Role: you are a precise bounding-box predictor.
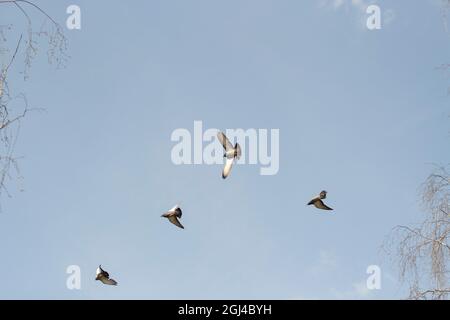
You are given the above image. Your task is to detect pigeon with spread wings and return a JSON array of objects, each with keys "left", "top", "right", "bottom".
[
  {"left": 95, "top": 265, "right": 118, "bottom": 286},
  {"left": 307, "top": 191, "right": 334, "bottom": 211},
  {"left": 217, "top": 132, "right": 241, "bottom": 179},
  {"left": 161, "top": 205, "right": 184, "bottom": 229}
]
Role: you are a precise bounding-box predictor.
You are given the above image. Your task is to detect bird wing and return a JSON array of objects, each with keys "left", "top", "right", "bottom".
[
  {"left": 100, "top": 277, "right": 118, "bottom": 286},
  {"left": 307, "top": 197, "right": 319, "bottom": 206},
  {"left": 168, "top": 215, "right": 184, "bottom": 229},
  {"left": 217, "top": 132, "right": 234, "bottom": 151},
  {"left": 235, "top": 143, "right": 242, "bottom": 159},
  {"left": 314, "top": 199, "right": 333, "bottom": 210},
  {"left": 168, "top": 204, "right": 179, "bottom": 212},
  {"left": 222, "top": 157, "right": 234, "bottom": 179}
]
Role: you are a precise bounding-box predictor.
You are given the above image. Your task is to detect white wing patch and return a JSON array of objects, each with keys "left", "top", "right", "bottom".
[{"left": 222, "top": 158, "right": 234, "bottom": 179}]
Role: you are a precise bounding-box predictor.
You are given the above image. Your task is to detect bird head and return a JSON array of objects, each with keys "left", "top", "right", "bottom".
[{"left": 320, "top": 191, "right": 327, "bottom": 199}]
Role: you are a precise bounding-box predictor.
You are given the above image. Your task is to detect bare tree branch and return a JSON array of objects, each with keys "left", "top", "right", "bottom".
[
  {"left": 0, "top": 0, "right": 68, "bottom": 209},
  {"left": 384, "top": 166, "right": 450, "bottom": 300}
]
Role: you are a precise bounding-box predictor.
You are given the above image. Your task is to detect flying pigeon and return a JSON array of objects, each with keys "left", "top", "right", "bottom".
[
  {"left": 161, "top": 205, "right": 184, "bottom": 229},
  {"left": 307, "top": 190, "right": 333, "bottom": 211},
  {"left": 95, "top": 265, "right": 118, "bottom": 286},
  {"left": 217, "top": 132, "right": 241, "bottom": 179}
]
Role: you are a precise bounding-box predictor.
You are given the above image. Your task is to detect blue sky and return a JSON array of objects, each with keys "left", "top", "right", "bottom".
[{"left": 0, "top": 0, "right": 449, "bottom": 299}]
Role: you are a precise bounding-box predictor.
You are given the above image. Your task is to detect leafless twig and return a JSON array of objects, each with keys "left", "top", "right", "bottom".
[
  {"left": 384, "top": 166, "right": 450, "bottom": 300},
  {"left": 0, "top": 0, "right": 68, "bottom": 209}
]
